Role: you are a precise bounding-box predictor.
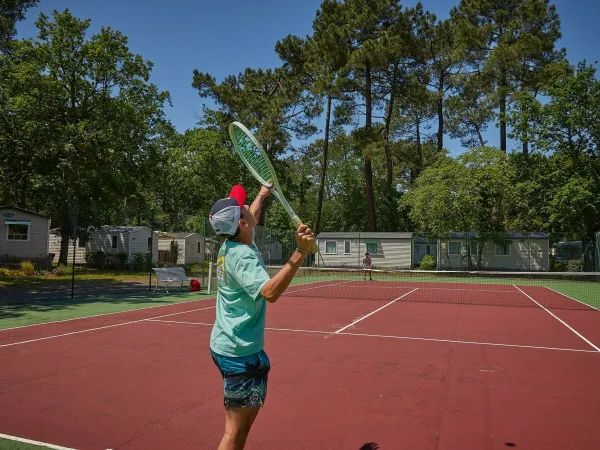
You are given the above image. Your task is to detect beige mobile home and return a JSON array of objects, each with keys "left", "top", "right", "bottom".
[
  {"left": 0, "top": 206, "right": 51, "bottom": 267},
  {"left": 316, "top": 232, "right": 413, "bottom": 269},
  {"left": 437, "top": 232, "right": 550, "bottom": 271},
  {"left": 157, "top": 232, "right": 204, "bottom": 265}
]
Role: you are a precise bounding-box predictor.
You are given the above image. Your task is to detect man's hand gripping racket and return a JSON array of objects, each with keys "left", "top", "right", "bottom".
[{"left": 228, "top": 121, "right": 319, "bottom": 254}]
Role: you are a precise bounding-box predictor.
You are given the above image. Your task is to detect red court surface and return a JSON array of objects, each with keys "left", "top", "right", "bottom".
[{"left": 1, "top": 280, "right": 600, "bottom": 450}]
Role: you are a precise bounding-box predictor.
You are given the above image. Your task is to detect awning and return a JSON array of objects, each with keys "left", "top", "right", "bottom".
[{"left": 4, "top": 220, "right": 31, "bottom": 225}]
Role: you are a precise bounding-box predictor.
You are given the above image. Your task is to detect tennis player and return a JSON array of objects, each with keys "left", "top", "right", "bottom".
[
  {"left": 363, "top": 252, "right": 372, "bottom": 280},
  {"left": 208, "top": 184, "right": 315, "bottom": 450}
]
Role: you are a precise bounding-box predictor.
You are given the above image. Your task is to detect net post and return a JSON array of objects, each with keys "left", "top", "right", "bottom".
[
  {"left": 70, "top": 197, "right": 78, "bottom": 300},
  {"left": 148, "top": 210, "right": 154, "bottom": 292},
  {"left": 207, "top": 261, "right": 213, "bottom": 294}
]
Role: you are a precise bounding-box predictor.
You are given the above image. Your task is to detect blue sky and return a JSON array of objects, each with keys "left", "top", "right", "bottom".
[{"left": 16, "top": 0, "right": 599, "bottom": 156}]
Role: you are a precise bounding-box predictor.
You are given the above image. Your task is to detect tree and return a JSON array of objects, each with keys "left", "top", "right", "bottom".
[
  {"left": 0, "top": 9, "right": 171, "bottom": 264},
  {"left": 535, "top": 62, "right": 600, "bottom": 157},
  {"left": 445, "top": 74, "right": 493, "bottom": 148},
  {"left": 413, "top": 9, "right": 463, "bottom": 152},
  {"left": 323, "top": 0, "right": 405, "bottom": 231},
  {"left": 193, "top": 62, "right": 321, "bottom": 225},
  {"left": 0, "top": 0, "right": 38, "bottom": 54},
  {"left": 392, "top": 77, "right": 436, "bottom": 180},
  {"left": 400, "top": 146, "right": 514, "bottom": 233},
  {"left": 451, "top": 0, "right": 564, "bottom": 153}
]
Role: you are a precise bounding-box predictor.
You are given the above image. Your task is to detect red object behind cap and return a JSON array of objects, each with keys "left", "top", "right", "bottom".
[{"left": 229, "top": 185, "right": 246, "bottom": 207}]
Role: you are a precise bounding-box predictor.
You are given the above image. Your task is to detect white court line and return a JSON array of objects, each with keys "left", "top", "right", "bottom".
[
  {"left": 145, "top": 319, "right": 597, "bottom": 353},
  {"left": 543, "top": 286, "right": 600, "bottom": 312},
  {"left": 0, "top": 296, "right": 216, "bottom": 332},
  {"left": 0, "top": 432, "right": 76, "bottom": 450},
  {"left": 513, "top": 285, "right": 600, "bottom": 352},
  {"left": 334, "top": 288, "right": 419, "bottom": 334},
  {"left": 343, "top": 283, "right": 516, "bottom": 293},
  {"left": 337, "top": 331, "right": 599, "bottom": 354},
  {"left": 284, "top": 280, "right": 354, "bottom": 295},
  {"left": 0, "top": 306, "right": 216, "bottom": 349}
]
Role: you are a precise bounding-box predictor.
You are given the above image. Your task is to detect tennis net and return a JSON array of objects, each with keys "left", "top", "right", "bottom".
[{"left": 263, "top": 266, "right": 600, "bottom": 310}]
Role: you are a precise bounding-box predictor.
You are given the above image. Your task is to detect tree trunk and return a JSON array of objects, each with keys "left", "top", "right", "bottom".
[
  {"left": 59, "top": 228, "right": 70, "bottom": 266},
  {"left": 384, "top": 64, "right": 398, "bottom": 187},
  {"left": 475, "top": 124, "right": 485, "bottom": 147},
  {"left": 522, "top": 127, "right": 529, "bottom": 155},
  {"left": 437, "top": 79, "right": 444, "bottom": 152},
  {"left": 314, "top": 96, "right": 332, "bottom": 235},
  {"left": 364, "top": 60, "right": 376, "bottom": 231},
  {"left": 500, "top": 71, "right": 507, "bottom": 152},
  {"left": 416, "top": 116, "right": 423, "bottom": 177}
]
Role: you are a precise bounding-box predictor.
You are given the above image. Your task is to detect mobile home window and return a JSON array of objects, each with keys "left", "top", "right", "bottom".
[
  {"left": 414, "top": 244, "right": 422, "bottom": 255},
  {"left": 426, "top": 244, "right": 432, "bottom": 255},
  {"left": 197, "top": 242, "right": 201, "bottom": 253},
  {"left": 111, "top": 235, "right": 118, "bottom": 249},
  {"left": 325, "top": 241, "right": 337, "bottom": 254},
  {"left": 147, "top": 237, "right": 152, "bottom": 252},
  {"left": 496, "top": 242, "right": 510, "bottom": 256},
  {"left": 344, "top": 241, "right": 351, "bottom": 254},
  {"left": 7, "top": 224, "right": 29, "bottom": 240},
  {"left": 366, "top": 242, "right": 380, "bottom": 255},
  {"left": 448, "top": 242, "right": 461, "bottom": 255}
]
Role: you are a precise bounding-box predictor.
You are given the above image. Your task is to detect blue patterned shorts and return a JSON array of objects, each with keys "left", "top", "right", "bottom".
[{"left": 210, "top": 349, "right": 270, "bottom": 408}]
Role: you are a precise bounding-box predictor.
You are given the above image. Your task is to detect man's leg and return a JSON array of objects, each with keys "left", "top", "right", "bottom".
[{"left": 218, "top": 406, "right": 261, "bottom": 450}]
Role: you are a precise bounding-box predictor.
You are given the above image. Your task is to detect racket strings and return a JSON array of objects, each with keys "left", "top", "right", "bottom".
[{"left": 233, "top": 129, "right": 274, "bottom": 185}]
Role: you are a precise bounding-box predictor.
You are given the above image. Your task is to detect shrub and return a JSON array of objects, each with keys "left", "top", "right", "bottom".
[
  {"left": 0, "top": 267, "right": 10, "bottom": 277},
  {"left": 53, "top": 265, "right": 69, "bottom": 276},
  {"left": 551, "top": 258, "right": 583, "bottom": 272},
  {"left": 419, "top": 255, "right": 437, "bottom": 270},
  {"left": 20, "top": 261, "right": 35, "bottom": 276},
  {"left": 131, "top": 253, "right": 150, "bottom": 272},
  {"left": 117, "top": 252, "right": 129, "bottom": 266}
]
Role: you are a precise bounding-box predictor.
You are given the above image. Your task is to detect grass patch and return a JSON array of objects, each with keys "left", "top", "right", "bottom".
[
  {"left": 0, "top": 437, "right": 56, "bottom": 449},
  {"left": 0, "top": 269, "right": 148, "bottom": 287}
]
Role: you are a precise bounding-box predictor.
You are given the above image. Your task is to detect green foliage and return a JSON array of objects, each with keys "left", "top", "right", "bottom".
[
  {"left": 1, "top": 2, "right": 599, "bottom": 256},
  {"left": 0, "top": 0, "right": 39, "bottom": 53},
  {"left": 419, "top": 255, "right": 437, "bottom": 270},
  {"left": 20, "top": 260, "right": 34, "bottom": 275},
  {"left": 0, "top": 9, "right": 171, "bottom": 264},
  {"left": 131, "top": 253, "right": 150, "bottom": 272},
  {"left": 401, "top": 147, "right": 514, "bottom": 234},
  {"left": 551, "top": 258, "right": 583, "bottom": 273}
]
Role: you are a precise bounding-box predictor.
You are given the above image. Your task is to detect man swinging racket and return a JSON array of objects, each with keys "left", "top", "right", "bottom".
[{"left": 208, "top": 184, "right": 315, "bottom": 450}]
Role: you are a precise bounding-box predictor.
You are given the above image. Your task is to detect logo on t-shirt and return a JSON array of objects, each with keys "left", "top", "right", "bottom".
[{"left": 216, "top": 255, "right": 225, "bottom": 283}]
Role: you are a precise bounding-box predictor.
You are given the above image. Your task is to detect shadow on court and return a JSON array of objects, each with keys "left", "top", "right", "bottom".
[{"left": 0, "top": 280, "right": 205, "bottom": 322}]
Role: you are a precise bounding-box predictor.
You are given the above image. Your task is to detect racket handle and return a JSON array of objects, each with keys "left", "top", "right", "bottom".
[{"left": 291, "top": 216, "right": 319, "bottom": 254}]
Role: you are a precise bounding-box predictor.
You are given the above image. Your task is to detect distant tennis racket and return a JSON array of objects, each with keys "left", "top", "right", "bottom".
[{"left": 228, "top": 121, "right": 319, "bottom": 254}]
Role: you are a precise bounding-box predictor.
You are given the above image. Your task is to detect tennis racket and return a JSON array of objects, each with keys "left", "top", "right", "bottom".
[{"left": 228, "top": 121, "right": 319, "bottom": 254}]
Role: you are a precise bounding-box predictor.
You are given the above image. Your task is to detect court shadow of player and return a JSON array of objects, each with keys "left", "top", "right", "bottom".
[{"left": 359, "top": 443, "right": 379, "bottom": 450}]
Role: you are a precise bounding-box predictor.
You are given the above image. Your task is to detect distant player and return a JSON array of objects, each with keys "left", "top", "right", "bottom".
[
  {"left": 363, "top": 252, "right": 372, "bottom": 280},
  {"left": 208, "top": 184, "right": 315, "bottom": 450}
]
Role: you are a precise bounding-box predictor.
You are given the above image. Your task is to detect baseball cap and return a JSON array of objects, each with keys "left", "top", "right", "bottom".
[{"left": 209, "top": 185, "right": 247, "bottom": 236}]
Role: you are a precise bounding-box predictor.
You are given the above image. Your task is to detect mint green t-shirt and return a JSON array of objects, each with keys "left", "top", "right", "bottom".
[{"left": 210, "top": 236, "right": 271, "bottom": 357}]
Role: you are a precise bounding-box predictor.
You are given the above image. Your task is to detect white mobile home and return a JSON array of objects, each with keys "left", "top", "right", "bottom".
[
  {"left": 50, "top": 226, "right": 160, "bottom": 264},
  {"left": 157, "top": 232, "right": 204, "bottom": 265},
  {"left": 0, "top": 206, "right": 51, "bottom": 267},
  {"left": 316, "top": 232, "right": 413, "bottom": 269},
  {"left": 437, "top": 232, "right": 550, "bottom": 271}
]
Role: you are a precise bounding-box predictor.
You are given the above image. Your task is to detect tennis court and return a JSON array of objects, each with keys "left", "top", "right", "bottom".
[{"left": 1, "top": 270, "right": 600, "bottom": 449}]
